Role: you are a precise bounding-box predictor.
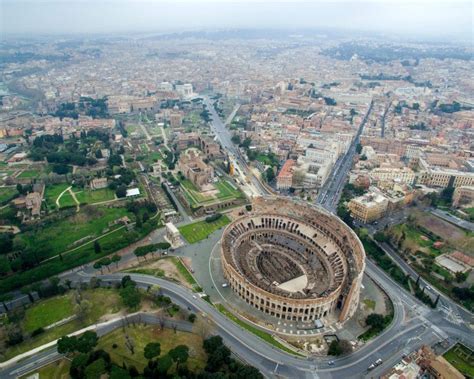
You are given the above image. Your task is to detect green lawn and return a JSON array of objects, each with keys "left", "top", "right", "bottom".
[
  {"left": 74, "top": 188, "right": 115, "bottom": 204},
  {"left": 3, "top": 289, "right": 122, "bottom": 362},
  {"left": 180, "top": 179, "right": 211, "bottom": 204},
  {"left": 98, "top": 324, "right": 207, "bottom": 372},
  {"left": 216, "top": 304, "right": 303, "bottom": 356},
  {"left": 15, "top": 206, "right": 131, "bottom": 259},
  {"left": 443, "top": 343, "right": 474, "bottom": 377},
  {"left": 178, "top": 215, "right": 230, "bottom": 244},
  {"left": 23, "top": 295, "right": 74, "bottom": 333},
  {"left": 44, "top": 183, "right": 71, "bottom": 208},
  {"left": 180, "top": 179, "right": 242, "bottom": 208},
  {"left": 58, "top": 191, "right": 77, "bottom": 208},
  {"left": 0, "top": 187, "right": 18, "bottom": 203},
  {"left": 214, "top": 180, "right": 242, "bottom": 200},
  {"left": 17, "top": 170, "right": 40, "bottom": 179}
]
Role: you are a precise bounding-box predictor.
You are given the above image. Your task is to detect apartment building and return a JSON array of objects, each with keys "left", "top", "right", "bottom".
[{"left": 348, "top": 191, "right": 389, "bottom": 223}]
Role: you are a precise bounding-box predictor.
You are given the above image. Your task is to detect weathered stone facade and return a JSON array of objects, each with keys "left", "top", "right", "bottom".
[{"left": 221, "top": 197, "right": 365, "bottom": 324}]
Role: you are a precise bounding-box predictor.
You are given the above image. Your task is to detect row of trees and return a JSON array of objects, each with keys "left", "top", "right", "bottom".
[{"left": 134, "top": 242, "right": 171, "bottom": 261}]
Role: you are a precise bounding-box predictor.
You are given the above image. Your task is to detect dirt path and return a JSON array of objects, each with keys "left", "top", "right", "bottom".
[
  {"left": 55, "top": 186, "right": 72, "bottom": 208},
  {"left": 68, "top": 187, "right": 80, "bottom": 212}
]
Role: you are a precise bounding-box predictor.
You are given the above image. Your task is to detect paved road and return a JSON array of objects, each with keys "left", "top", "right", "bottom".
[
  {"left": 203, "top": 96, "right": 271, "bottom": 197},
  {"left": 431, "top": 208, "right": 474, "bottom": 232},
  {"left": 224, "top": 104, "right": 241, "bottom": 126},
  {"left": 317, "top": 100, "right": 374, "bottom": 212}
]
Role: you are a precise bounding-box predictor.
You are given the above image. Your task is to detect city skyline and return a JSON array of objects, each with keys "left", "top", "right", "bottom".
[{"left": 1, "top": 0, "right": 472, "bottom": 41}]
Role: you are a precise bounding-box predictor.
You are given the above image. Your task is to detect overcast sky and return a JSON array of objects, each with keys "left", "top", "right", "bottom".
[{"left": 1, "top": 0, "right": 472, "bottom": 41}]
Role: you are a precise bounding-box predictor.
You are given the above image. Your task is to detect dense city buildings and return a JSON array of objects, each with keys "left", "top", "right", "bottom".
[{"left": 0, "top": 9, "right": 473, "bottom": 377}]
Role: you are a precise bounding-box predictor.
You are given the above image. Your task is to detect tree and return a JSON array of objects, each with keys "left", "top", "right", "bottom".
[
  {"left": 231, "top": 135, "right": 241, "bottom": 145},
  {"left": 366, "top": 313, "right": 385, "bottom": 330},
  {"left": 206, "top": 344, "right": 231, "bottom": 372},
  {"left": 57, "top": 335, "right": 78, "bottom": 355},
  {"left": 328, "top": 340, "right": 343, "bottom": 356},
  {"left": 69, "top": 353, "right": 89, "bottom": 378},
  {"left": 188, "top": 313, "right": 197, "bottom": 323},
  {"left": 111, "top": 254, "right": 121, "bottom": 268},
  {"left": 203, "top": 335, "right": 224, "bottom": 353},
  {"left": 0, "top": 257, "right": 11, "bottom": 277},
  {"left": 77, "top": 331, "right": 99, "bottom": 353},
  {"left": 168, "top": 345, "right": 189, "bottom": 370},
  {"left": 84, "top": 358, "right": 106, "bottom": 379},
  {"left": 110, "top": 366, "right": 131, "bottom": 379},
  {"left": 116, "top": 185, "right": 127, "bottom": 198},
  {"left": 373, "top": 231, "right": 388, "bottom": 243},
  {"left": 455, "top": 271, "right": 468, "bottom": 283},
  {"left": 94, "top": 240, "right": 101, "bottom": 254},
  {"left": 265, "top": 167, "right": 275, "bottom": 183},
  {"left": 156, "top": 354, "right": 173, "bottom": 375},
  {"left": 144, "top": 342, "right": 161, "bottom": 360},
  {"left": 57, "top": 331, "right": 98, "bottom": 355},
  {"left": 120, "top": 285, "right": 141, "bottom": 309}
]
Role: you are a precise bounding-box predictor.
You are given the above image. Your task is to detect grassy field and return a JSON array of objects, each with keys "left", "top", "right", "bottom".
[
  {"left": 17, "top": 170, "right": 40, "bottom": 179},
  {"left": 44, "top": 183, "right": 70, "bottom": 208},
  {"left": 180, "top": 179, "right": 242, "bottom": 208},
  {"left": 98, "top": 324, "right": 207, "bottom": 372},
  {"left": 214, "top": 180, "right": 242, "bottom": 199},
  {"left": 3, "top": 289, "right": 122, "bottom": 362},
  {"left": 443, "top": 343, "right": 474, "bottom": 377},
  {"left": 178, "top": 215, "right": 230, "bottom": 244},
  {"left": 15, "top": 206, "right": 131, "bottom": 259},
  {"left": 216, "top": 304, "right": 303, "bottom": 356},
  {"left": 23, "top": 295, "right": 74, "bottom": 333},
  {"left": 75, "top": 188, "right": 115, "bottom": 204},
  {"left": 58, "top": 191, "right": 77, "bottom": 208},
  {"left": 0, "top": 187, "right": 18, "bottom": 203}
]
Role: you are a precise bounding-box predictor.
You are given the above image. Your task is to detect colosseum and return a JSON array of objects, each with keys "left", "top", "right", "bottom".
[{"left": 220, "top": 197, "right": 366, "bottom": 325}]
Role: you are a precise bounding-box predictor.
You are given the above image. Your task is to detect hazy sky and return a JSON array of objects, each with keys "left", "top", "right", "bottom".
[{"left": 1, "top": 0, "right": 472, "bottom": 40}]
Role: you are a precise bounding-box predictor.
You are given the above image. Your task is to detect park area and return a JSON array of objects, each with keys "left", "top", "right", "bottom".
[
  {"left": 98, "top": 324, "right": 207, "bottom": 372},
  {"left": 15, "top": 205, "right": 131, "bottom": 260},
  {"left": 0, "top": 186, "right": 18, "bottom": 204},
  {"left": 178, "top": 215, "right": 230, "bottom": 244},
  {"left": 19, "top": 325, "right": 207, "bottom": 378},
  {"left": 2, "top": 288, "right": 123, "bottom": 362},
  {"left": 387, "top": 210, "right": 474, "bottom": 258},
  {"left": 180, "top": 178, "right": 243, "bottom": 208},
  {"left": 44, "top": 183, "right": 116, "bottom": 210},
  {"left": 385, "top": 210, "right": 474, "bottom": 310},
  {"left": 443, "top": 343, "right": 474, "bottom": 378}
]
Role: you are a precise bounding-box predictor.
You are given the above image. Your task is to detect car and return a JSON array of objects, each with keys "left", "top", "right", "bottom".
[
  {"left": 222, "top": 283, "right": 229, "bottom": 288},
  {"left": 375, "top": 359, "right": 383, "bottom": 366},
  {"left": 328, "top": 361, "right": 334, "bottom": 366},
  {"left": 192, "top": 295, "right": 197, "bottom": 299},
  {"left": 367, "top": 364, "right": 375, "bottom": 370}
]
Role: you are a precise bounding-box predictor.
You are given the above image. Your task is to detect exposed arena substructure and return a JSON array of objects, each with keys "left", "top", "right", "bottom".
[{"left": 221, "top": 197, "right": 366, "bottom": 324}]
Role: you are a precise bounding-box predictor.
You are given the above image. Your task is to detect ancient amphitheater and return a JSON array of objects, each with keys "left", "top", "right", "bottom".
[{"left": 220, "top": 197, "right": 366, "bottom": 325}]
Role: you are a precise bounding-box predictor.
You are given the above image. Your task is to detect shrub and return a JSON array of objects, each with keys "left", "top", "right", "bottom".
[
  {"left": 31, "top": 327, "right": 45, "bottom": 337},
  {"left": 205, "top": 213, "right": 222, "bottom": 223}
]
